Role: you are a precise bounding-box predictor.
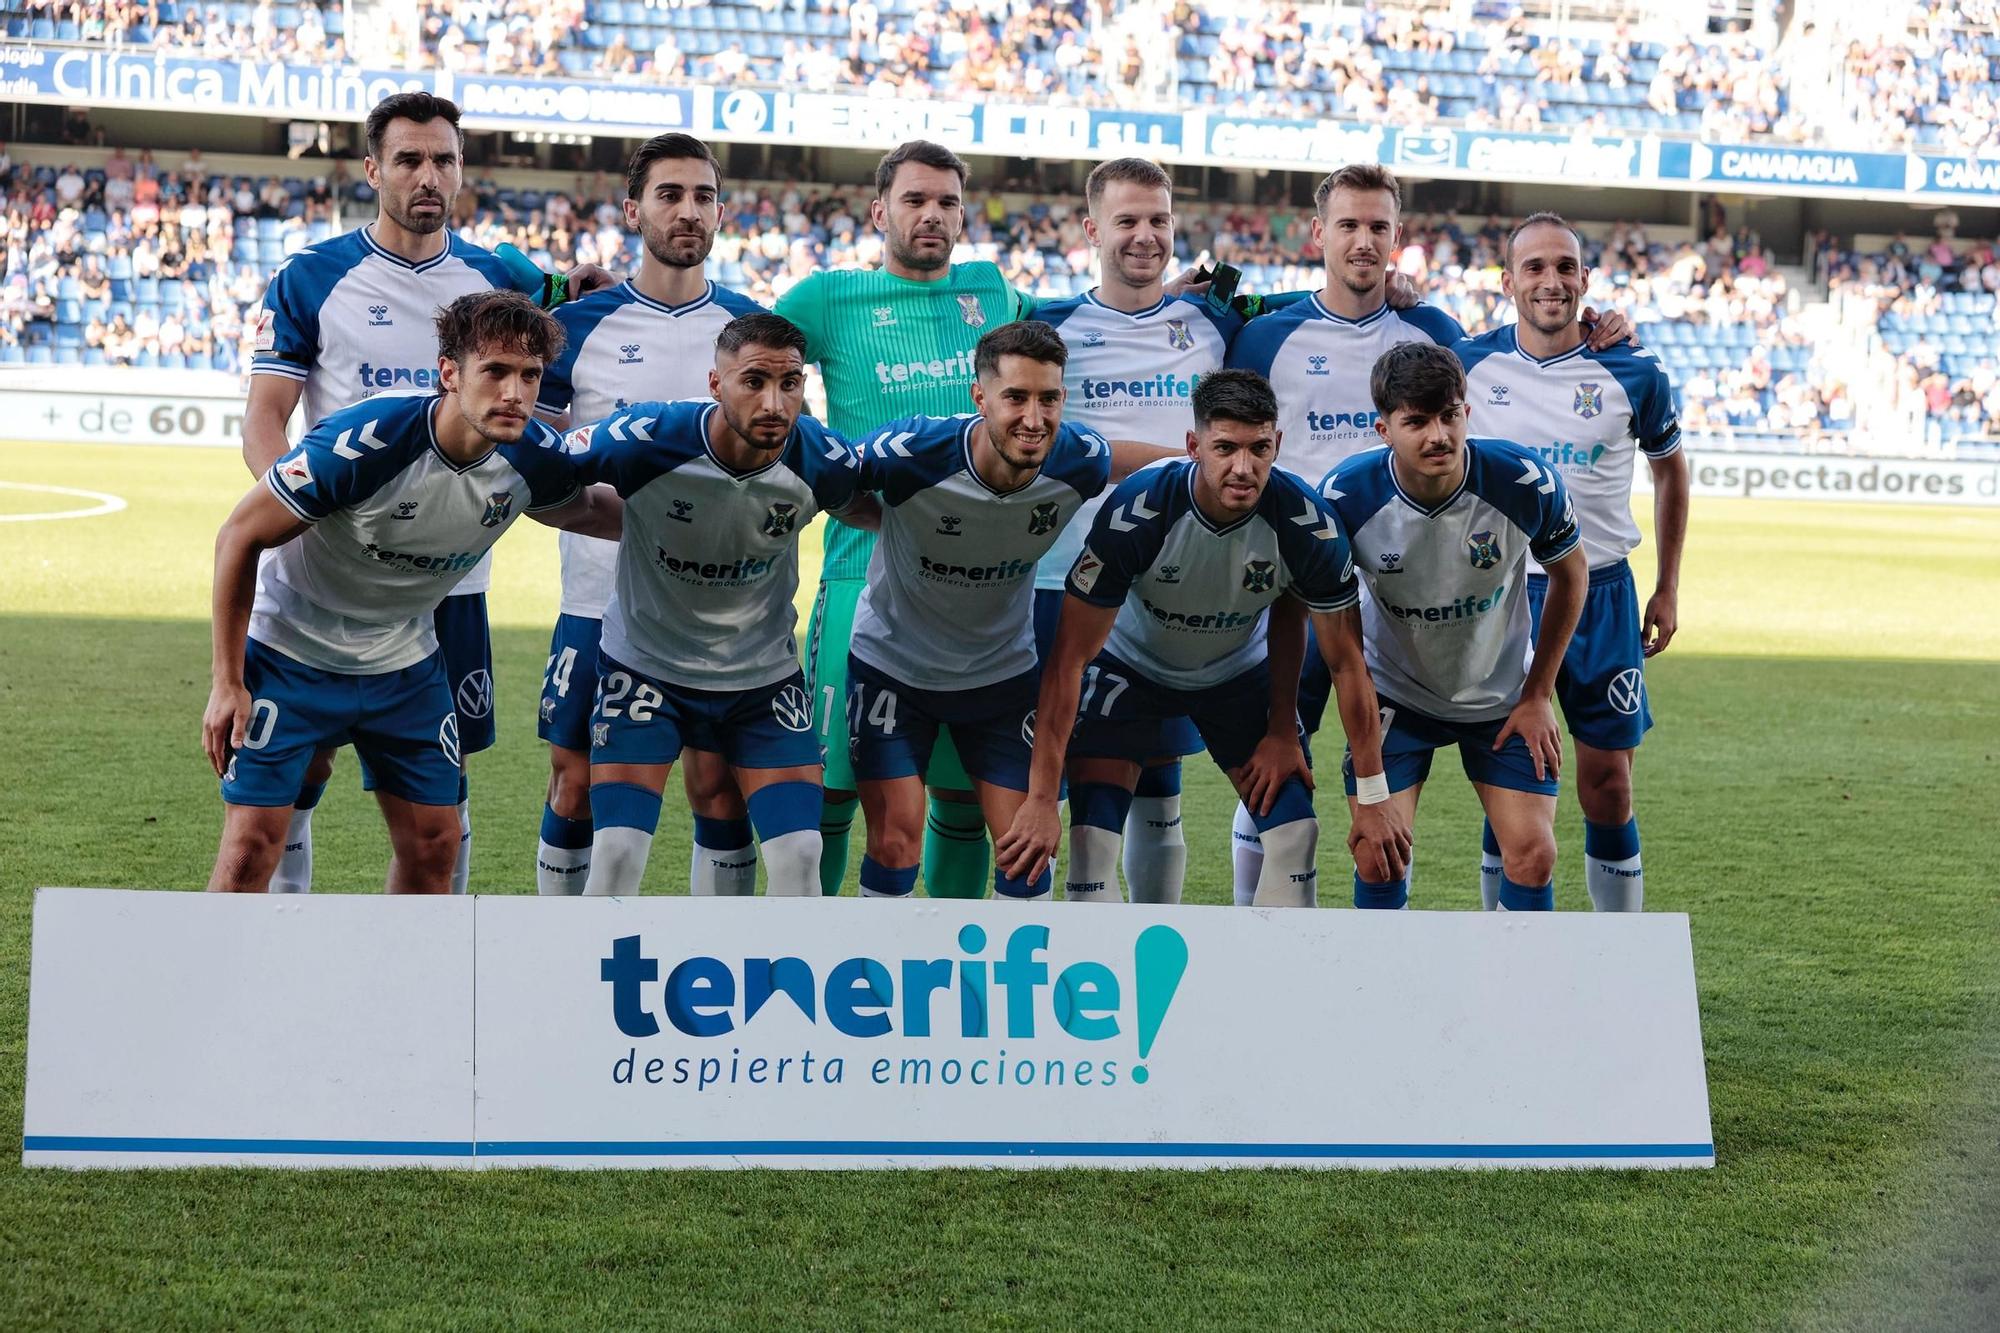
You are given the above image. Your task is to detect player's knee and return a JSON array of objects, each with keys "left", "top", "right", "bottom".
[
  {"left": 213, "top": 824, "right": 284, "bottom": 891},
  {"left": 546, "top": 754, "right": 591, "bottom": 820},
  {"left": 683, "top": 759, "right": 748, "bottom": 818},
  {"left": 1500, "top": 832, "right": 1557, "bottom": 887},
  {"left": 1351, "top": 840, "right": 1391, "bottom": 885},
  {"left": 1577, "top": 765, "right": 1633, "bottom": 824},
  {"left": 405, "top": 815, "right": 463, "bottom": 880},
  {"left": 867, "top": 824, "right": 922, "bottom": 867}
]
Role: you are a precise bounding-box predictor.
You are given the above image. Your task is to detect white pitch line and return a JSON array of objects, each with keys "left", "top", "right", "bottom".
[{"left": 0, "top": 480, "right": 130, "bottom": 523}]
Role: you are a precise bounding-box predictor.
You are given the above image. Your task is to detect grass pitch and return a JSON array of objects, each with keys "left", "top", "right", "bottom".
[{"left": 0, "top": 441, "right": 1996, "bottom": 1330}]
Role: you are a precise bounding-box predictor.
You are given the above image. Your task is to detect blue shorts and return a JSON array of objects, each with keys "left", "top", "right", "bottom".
[
  {"left": 223, "top": 639, "right": 462, "bottom": 808},
  {"left": 848, "top": 656, "right": 1039, "bottom": 791},
  {"left": 1297, "top": 617, "right": 1334, "bottom": 735},
  {"left": 1342, "top": 694, "right": 1558, "bottom": 798},
  {"left": 1069, "top": 652, "right": 1305, "bottom": 775},
  {"left": 1033, "top": 588, "right": 1202, "bottom": 761},
  {"left": 589, "top": 654, "right": 822, "bottom": 771},
  {"left": 538, "top": 612, "right": 602, "bottom": 752},
  {"left": 1529, "top": 559, "right": 1653, "bottom": 751},
  {"left": 435, "top": 593, "right": 496, "bottom": 756}
]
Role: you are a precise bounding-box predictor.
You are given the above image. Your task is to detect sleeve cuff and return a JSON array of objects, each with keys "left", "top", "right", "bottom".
[
  {"left": 250, "top": 359, "right": 310, "bottom": 381},
  {"left": 525, "top": 482, "right": 583, "bottom": 514},
  {"left": 1534, "top": 533, "right": 1582, "bottom": 566},
  {"left": 1641, "top": 432, "right": 1684, "bottom": 458}
]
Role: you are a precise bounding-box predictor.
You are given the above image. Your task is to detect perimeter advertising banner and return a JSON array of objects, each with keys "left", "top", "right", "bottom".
[{"left": 23, "top": 890, "right": 1714, "bottom": 1170}]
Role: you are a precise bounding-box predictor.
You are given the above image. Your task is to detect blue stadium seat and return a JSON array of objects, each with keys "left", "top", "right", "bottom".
[
  {"left": 27, "top": 345, "right": 54, "bottom": 366},
  {"left": 136, "top": 348, "right": 158, "bottom": 369},
  {"left": 28, "top": 16, "right": 54, "bottom": 38},
  {"left": 54, "top": 18, "right": 79, "bottom": 39},
  {"left": 82, "top": 347, "right": 106, "bottom": 367},
  {"left": 135, "top": 277, "right": 160, "bottom": 303}
]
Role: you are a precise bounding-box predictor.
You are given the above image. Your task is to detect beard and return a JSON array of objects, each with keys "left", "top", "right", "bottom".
[
  {"left": 888, "top": 229, "right": 952, "bottom": 273},
  {"left": 643, "top": 219, "right": 713, "bottom": 270}
]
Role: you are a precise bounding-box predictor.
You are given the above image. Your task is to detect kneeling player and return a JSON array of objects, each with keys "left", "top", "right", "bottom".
[
  {"left": 564, "top": 313, "right": 869, "bottom": 896},
  {"left": 1320, "top": 343, "right": 1586, "bottom": 909},
  {"left": 997, "top": 369, "right": 1409, "bottom": 906},
  {"left": 202, "top": 291, "right": 622, "bottom": 892}
]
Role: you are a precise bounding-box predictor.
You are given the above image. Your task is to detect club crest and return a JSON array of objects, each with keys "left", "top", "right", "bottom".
[
  {"left": 480, "top": 492, "right": 514, "bottom": 528},
  {"left": 1467, "top": 531, "right": 1501, "bottom": 570},
  {"left": 1573, "top": 382, "right": 1604, "bottom": 419},
  {"left": 1027, "top": 501, "right": 1061, "bottom": 536},
  {"left": 1242, "top": 559, "right": 1276, "bottom": 594},
  {"left": 762, "top": 501, "right": 799, "bottom": 537},
  {"left": 957, "top": 294, "right": 986, "bottom": 327},
  {"left": 1165, "top": 317, "right": 1193, "bottom": 351}
]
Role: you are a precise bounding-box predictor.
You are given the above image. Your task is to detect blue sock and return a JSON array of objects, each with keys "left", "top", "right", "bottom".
[
  {"left": 456, "top": 770, "right": 469, "bottom": 805},
  {"left": 537, "top": 803, "right": 594, "bottom": 896},
  {"left": 1479, "top": 820, "right": 1503, "bottom": 911},
  {"left": 1069, "top": 781, "right": 1133, "bottom": 833},
  {"left": 540, "top": 804, "right": 592, "bottom": 849},
  {"left": 1133, "top": 761, "right": 1182, "bottom": 799},
  {"left": 1499, "top": 873, "right": 1554, "bottom": 912},
  {"left": 995, "top": 861, "right": 1053, "bottom": 899},
  {"left": 860, "top": 854, "right": 918, "bottom": 898},
  {"left": 1584, "top": 816, "right": 1643, "bottom": 912},
  {"left": 1353, "top": 873, "right": 1410, "bottom": 910},
  {"left": 1585, "top": 817, "right": 1641, "bottom": 861},
  {"left": 693, "top": 814, "right": 753, "bottom": 850},
  {"left": 590, "top": 781, "right": 663, "bottom": 834},
  {"left": 745, "top": 782, "right": 823, "bottom": 841}
]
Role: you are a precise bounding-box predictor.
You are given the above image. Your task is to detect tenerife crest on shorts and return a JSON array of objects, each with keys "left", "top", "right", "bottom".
[
  {"left": 480, "top": 491, "right": 514, "bottom": 528},
  {"left": 1467, "top": 530, "right": 1501, "bottom": 570},
  {"left": 957, "top": 294, "right": 986, "bottom": 327},
  {"left": 762, "top": 501, "right": 799, "bottom": 537},
  {"left": 1242, "top": 559, "right": 1276, "bottom": 593},
  {"left": 1573, "top": 382, "right": 1604, "bottom": 419},
  {"left": 1027, "top": 501, "right": 1061, "bottom": 535},
  {"left": 1165, "top": 317, "right": 1193, "bottom": 351}
]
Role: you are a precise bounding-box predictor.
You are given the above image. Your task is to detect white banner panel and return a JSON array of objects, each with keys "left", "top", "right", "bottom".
[
  {"left": 1634, "top": 451, "right": 2000, "bottom": 506},
  {"left": 0, "top": 386, "right": 250, "bottom": 448},
  {"left": 23, "top": 891, "right": 1713, "bottom": 1170},
  {"left": 23, "top": 890, "right": 475, "bottom": 1168}
]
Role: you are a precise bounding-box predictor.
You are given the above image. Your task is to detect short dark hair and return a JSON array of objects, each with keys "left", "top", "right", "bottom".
[
  {"left": 1192, "top": 369, "right": 1277, "bottom": 431},
  {"left": 874, "top": 140, "right": 970, "bottom": 197},
  {"left": 435, "top": 290, "right": 565, "bottom": 368},
  {"left": 1369, "top": 342, "right": 1466, "bottom": 418},
  {"left": 1314, "top": 162, "right": 1401, "bottom": 214},
  {"left": 1085, "top": 157, "right": 1173, "bottom": 211},
  {"left": 974, "top": 320, "right": 1067, "bottom": 379},
  {"left": 1506, "top": 210, "right": 1583, "bottom": 261},
  {"left": 625, "top": 133, "right": 723, "bottom": 201},
  {"left": 365, "top": 92, "right": 462, "bottom": 162},
  {"left": 715, "top": 312, "right": 807, "bottom": 358}
]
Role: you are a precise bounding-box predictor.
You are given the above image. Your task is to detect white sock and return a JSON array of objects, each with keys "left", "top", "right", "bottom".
[
  {"left": 269, "top": 808, "right": 314, "bottom": 894},
  {"left": 1123, "top": 795, "right": 1186, "bottom": 905},
  {"left": 536, "top": 842, "right": 590, "bottom": 896},
  {"left": 449, "top": 800, "right": 471, "bottom": 895},
  {"left": 690, "top": 840, "right": 759, "bottom": 896},
  {"left": 1251, "top": 816, "right": 1319, "bottom": 907},
  {"left": 584, "top": 826, "right": 654, "bottom": 896},
  {"left": 1587, "top": 852, "right": 1644, "bottom": 912},
  {"left": 1064, "top": 824, "right": 1125, "bottom": 903},
  {"left": 1231, "top": 802, "right": 1264, "bottom": 906},
  {"left": 760, "top": 829, "right": 824, "bottom": 896}
]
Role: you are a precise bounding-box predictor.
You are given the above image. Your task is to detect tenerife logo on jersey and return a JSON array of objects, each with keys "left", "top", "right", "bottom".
[
  {"left": 772, "top": 684, "right": 814, "bottom": 733},
  {"left": 918, "top": 555, "right": 1037, "bottom": 585},
  {"left": 1307, "top": 409, "right": 1380, "bottom": 434},
  {"left": 619, "top": 343, "right": 644, "bottom": 365},
  {"left": 876, "top": 349, "right": 977, "bottom": 388},
  {"left": 1573, "top": 383, "right": 1604, "bottom": 419},
  {"left": 481, "top": 492, "right": 514, "bottom": 528},
  {"left": 1165, "top": 318, "right": 1193, "bottom": 351},
  {"left": 1242, "top": 560, "right": 1276, "bottom": 594},
  {"left": 357, "top": 363, "right": 440, "bottom": 391},
  {"left": 1537, "top": 441, "right": 1610, "bottom": 470},
  {"left": 1467, "top": 531, "right": 1501, "bottom": 570},
  {"left": 1306, "top": 355, "right": 1329, "bottom": 377},
  {"left": 456, "top": 670, "right": 494, "bottom": 720},
  {"left": 368, "top": 304, "right": 393, "bottom": 327},
  {"left": 957, "top": 294, "right": 986, "bottom": 327},
  {"left": 1027, "top": 501, "right": 1061, "bottom": 536},
  {"left": 762, "top": 502, "right": 800, "bottom": 537},
  {"left": 654, "top": 547, "right": 777, "bottom": 584},
  {"left": 1082, "top": 373, "right": 1199, "bottom": 403},
  {"left": 1140, "top": 598, "right": 1260, "bottom": 631},
  {"left": 1379, "top": 583, "right": 1508, "bottom": 623},
  {"left": 361, "top": 542, "right": 482, "bottom": 574}
]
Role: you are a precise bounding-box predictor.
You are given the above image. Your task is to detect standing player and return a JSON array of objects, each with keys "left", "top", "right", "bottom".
[
  {"left": 203, "top": 292, "right": 621, "bottom": 892},
  {"left": 1457, "top": 213, "right": 1688, "bottom": 911},
  {"left": 776, "top": 141, "right": 1039, "bottom": 900},
  {"left": 240, "top": 91, "right": 606, "bottom": 894},
  {"left": 560, "top": 314, "right": 867, "bottom": 897},
  {"left": 997, "top": 370, "right": 1410, "bottom": 906},
  {"left": 1026, "top": 156, "right": 1240, "bottom": 905},
  {"left": 846, "top": 321, "right": 1161, "bottom": 901},
  {"left": 529, "top": 133, "right": 766, "bottom": 898},
  {"left": 1320, "top": 343, "right": 1586, "bottom": 910}
]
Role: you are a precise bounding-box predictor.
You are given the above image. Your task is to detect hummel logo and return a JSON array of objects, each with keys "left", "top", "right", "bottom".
[
  {"left": 393, "top": 500, "right": 419, "bottom": 520},
  {"left": 936, "top": 514, "right": 963, "bottom": 536},
  {"left": 670, "top": 499, "right": 695, "bottom": 522},
  {"left": 368, "top": 304, "right": 392, "bottom": 326},
  {"left": 618, "top": 343, "right": 644, "bottom": 365}
]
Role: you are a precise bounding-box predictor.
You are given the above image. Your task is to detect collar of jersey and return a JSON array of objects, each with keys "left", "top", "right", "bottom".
[
  {"left": 1388, "top": 446, "right": 1470, "bottom": 517},
  {"left": 1084, "top": 289, "right": 1171, "bottom": 320},
  {"left": 360, "top": 225, "right": 454, "bottom": 274},
  {"left": 424, "top": 397, "right": 499, "bottom": 473},
  {"left": 1184, "top": 464, "right": 1254, "bottom": 536},
  {"left": 700, "top": 401, "right": 787, "bottom": 481},
  {"left": 1508, "top": 326, "right": 1591, "bottom": 368},
  {"left": 1309, "top": 293, "right": 1391, "bottom": 327},
  {"left": 621, "top": 280, "right": 715, "bottom": 317},
  {"left": 957, "top": 416, "right": 1042, "bottom": 498}
]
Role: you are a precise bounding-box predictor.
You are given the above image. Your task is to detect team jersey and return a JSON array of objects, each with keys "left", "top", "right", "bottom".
[
  {"left": 1322, "top": 436, "right": 1580, "bottom": 723},
  {"left": 256, "top": 392, "right": 581, "bottom": 674},
  {"left": 250, "top": 225, "right": 520, "bottom": 596},
  {"left": 566, "top": 399, "right": 862, "bottom": 692},
  {"left": 1029, "top": 290, "right": 1239, "bottom": 592},
  {"left": 1227, "top": 295, "right": 1465, "bottom": 486},
  {"left": 537, "top": 280, "right": 767, "bottom": 619},
  {"left": 774, "top": 263, "right": 1034, "bottom": 581},
  {"left": 1456, "top": 326, "right": 1681, "bottom": 570},
  {"left": 851, "top": 414, "right": 1110, "bottom": 691},
  {"left": 1067, "top": 461, "right": 1358, "bottom": 690}
]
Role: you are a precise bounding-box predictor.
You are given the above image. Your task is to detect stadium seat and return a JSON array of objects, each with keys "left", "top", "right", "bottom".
[
  {"left": 135, "top": 277, "right": 159, "bottom": 303},
  {"left": 26, "top": 345, "right": 53, "bottom": 365},
  {"left": 0, "top": 343, "right": 24, "bottom": 364}
]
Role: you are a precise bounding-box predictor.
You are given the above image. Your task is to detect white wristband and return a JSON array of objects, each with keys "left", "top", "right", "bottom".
[{"left": 1354, "top": 771, "right": 1391, "bottom": 805}]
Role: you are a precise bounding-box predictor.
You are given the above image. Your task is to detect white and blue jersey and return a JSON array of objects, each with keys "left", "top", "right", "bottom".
[
  {"left": 1456, "top": 327, "right": 1680, "bottom": 570},
  {"left": 1322, "top": 437, "right": 1580, "bottom": 723},
  {"left": 257, "top": 392, "right": 581, "bottom": 674},
  {"left": 539, "top": 281, "right": 767, "bottom": 619},
  {"left": 251, "top": 226, "right": 519, "bottom": 596},
  {"left": 852, "top": 414, "right": 1111, "bottom": 691},
  {"left": 1228, "top": 297, "right": 1465, "bottom": 485},
  {"left": 1029, "top": 291, "right": 1239, "bottom": 591},
  {"left": 567, "top": 399, "right": 861, "bottom": 692},
  {"left": 1068, "top": 461, "right": 1358, "bottom": 689}
]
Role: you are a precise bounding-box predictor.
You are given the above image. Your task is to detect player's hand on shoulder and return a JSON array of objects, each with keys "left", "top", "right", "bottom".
[
  {"left": 1385, "top": 271, "right": 1421, "bottom": 310},
  {"left": 995, "top": 794, "right": 1062, "bottom": 882},
  {"left": 1642, "top": 587, "right": 1678, "bottom": 657},
  {"left": 1581, "top": 305, "right": 1638, "bottom": 350},
  {"left": 1347, "top": 802, "right": 1412, "bottom": 883},
  {"left": 566, "top": 263, "right": 619, "bottom": 297},
  {"left": 1234, "top": 733, "right": 1313, "bottom": 818},
  {"left": 201, "top": 683, "right": 252, "bottom": 778},
  {"left": 1495, "top": 694, "right": 1562, "bottom": 781}
]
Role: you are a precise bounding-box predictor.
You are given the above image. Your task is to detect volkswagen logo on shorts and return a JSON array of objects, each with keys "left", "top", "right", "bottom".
[
  {"left": 1020, "top": 708, "right": 1036, "bottom": 746},
  {"left": 772, "top": 684, "right": 814, "bottom": 733},
  {"left": 438, "top": 714, "right": 461, "bottom": 767},
  {"left": 1608, "top": 668, "right": 1646, "bottom": 715},
  {"left": 456, "top": 669, "right": 494, "bottom": 719}
]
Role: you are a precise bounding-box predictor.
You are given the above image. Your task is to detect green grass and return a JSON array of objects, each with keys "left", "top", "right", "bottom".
[{"left": 1, "top": 440, "right": 1997, "bottom": 1329}]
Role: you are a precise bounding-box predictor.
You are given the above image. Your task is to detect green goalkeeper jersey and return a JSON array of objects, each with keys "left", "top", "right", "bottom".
[{"left": 775, "top": 263, "right": 1034, "bottom": 581}]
